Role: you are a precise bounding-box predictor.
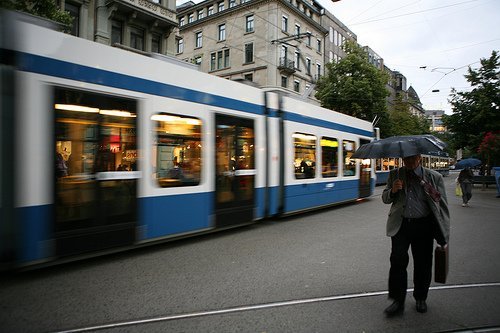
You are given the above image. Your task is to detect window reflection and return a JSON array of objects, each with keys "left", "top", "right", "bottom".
[
  {"left": 321, "top": 137, "right": 338, "bottom": 178},
  {"left": 294, "top": 133, "right": 316, "bottom": 179},
  {"left": 152, "top": 113, "right": 202, "bottom": 187},
  {"left": 343, "top": 140, "right": 356, "bottom": 176}
]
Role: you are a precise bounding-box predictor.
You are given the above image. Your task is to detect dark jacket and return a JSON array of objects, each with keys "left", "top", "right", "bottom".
[{"left": 382, "top": 166, "right": 450, "bottom": 244}]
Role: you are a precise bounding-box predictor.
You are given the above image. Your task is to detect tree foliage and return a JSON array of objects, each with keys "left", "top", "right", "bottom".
[
  {"left": 444, "top": 50, "right": 500, "bottom": 154},
  {"left": 385, "top": 94, "right": 430, "bottom": 137},
  {"left": 315, "top": 41, "right": 390, "bottom": 134},
  {"left": 0, "top": 0, "right": 73, "bottom": 29}
]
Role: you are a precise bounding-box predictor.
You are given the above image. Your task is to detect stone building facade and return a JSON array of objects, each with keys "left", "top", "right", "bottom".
[
  {"left": 56, "top": 0, "right": 178, "bottom": 55},
  {"left": 175, "top": 0, "right": 355, "bottom": 102}
]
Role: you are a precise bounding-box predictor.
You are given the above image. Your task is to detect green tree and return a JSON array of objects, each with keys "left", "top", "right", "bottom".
[
  {"left": 386, "top": 94, "right": 430, "bottom": 137},
  {"left": 444, "top": 50, "right": 500, "bottom": 153},
  {"left": 0, "top": 0, "right": 72, "bottom": 29},
  {"left": 315, "top": 41, "right": 390, "bottom": 134}
]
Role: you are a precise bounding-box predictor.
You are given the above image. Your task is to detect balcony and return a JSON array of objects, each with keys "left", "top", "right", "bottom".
[{"left": 278, "top": 57, "right": 296, "bottom": 74}]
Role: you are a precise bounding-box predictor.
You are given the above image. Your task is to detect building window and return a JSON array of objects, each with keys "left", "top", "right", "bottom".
[
  {"left": 152, "top": 33, "right": 161, "bottom": 53},
  {"left": 293, "top": 133, "right": 316, "bottom": 179},
  {"left": 294, "top": 50, "right": 300, "bottom": 70},
  {"left": 197, "top": 9, "right": 204, "bottom": 19},
  {"left": 210, "top": 53, "right": 216, "bottom": 71},
  {"left": 130, "top": 26, "right": 144, "bottom": 51},
  {"left": 321, "top": 137, "right": 338, "bottom": 178},
  {"left": 195, "top": 32, "right": 203, "bottom": 48},
  {"left": 179, "top": 17, "right": 185, "bottom": 26},
  {"left": 244, "top": 42, "right": 254, "bottom": 63},
  {"left": 218, "top": 24, "right": 226, "bottom": 41},
  {"left": 224, "top": 49, "right": 230, "bottom": 67},
  {"left": 229, "top": 0, "right": 236, "bottom": 8},
  {"left": 152, "top": 113, "right": 202, "bottom": 187},
  {"left": 306, "top": 57, "right": 311, "bottom": 75},
  {"left": 111, "top": 20, "right": 122, "bottom": 45},
  {"left": 211, "top": 49, "right": 230, "bottom": 70},
  {"left": 244, "top": 73, "right": 253, "bottom": 81},
  {"left": 294, "top": 80, "right": 300, "bottom": 92},
  {"left": 245, "top": 15, "right": 254, "bottom": 33},
  {"left": 281, "top": 76, "right": 288, "bottom": 88},
  {"left": 281, "top": 45, "right": 288, "bottom": 61},
  {"left": 343, "top": 140, "right": 356, "bottom": 176},
  {"left": 218, "top": 1, "right": 225, "bottom": 12},
  {"left": 294, "top": 23, "right": 300, "bottom": 36},
  {"left": 316, "top": 63, "right": 322, "bottom": 79},
  {"left": 208, "top": 6, "right": 214, "bottom": 15},
  {"left": 177, "top": 38, "right": 184, "bottom": 54},
  {"left": 188, "top": 13, "right": 194, "bottom": 23},
  {"left": 65, "top": 2, "right": 80, "bottom": 36},
  {"left": 282, "top": 15, "right": 288, "bottom": 32},
  {"left": 194, "top": 55, "right": 203, "bottom": 65},
  {"left": 306, "top": 30, "right": 311, "bottom": 46},
  {"left": 316, "top": 38, "right": 322, "bottom": 53}
]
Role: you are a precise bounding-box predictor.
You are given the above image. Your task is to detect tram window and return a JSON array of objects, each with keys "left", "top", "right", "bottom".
[
  {"left": 321, "top": 137, "right": 338, "bottom": 178},
  {"left": 152, "top": 113, "right": 202, "bottom": 187},
  {"left": 54, "top": 88, "right": 137, "bottom": 177},
  {"left": 342, "top": 140, "right": 356, "bottom": 176},
  {"left": 293, "top": 133, "right": 316, "bottom": 179}
]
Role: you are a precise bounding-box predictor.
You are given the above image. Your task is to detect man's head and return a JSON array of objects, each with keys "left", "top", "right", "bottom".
[{"left": 402, "top": 154, "right": 421, "bottom": 170}]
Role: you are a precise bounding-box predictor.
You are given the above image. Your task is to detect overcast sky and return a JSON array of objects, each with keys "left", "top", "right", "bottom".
[{"left": 316, "top": 0, "right": 500, "bottom": 114}]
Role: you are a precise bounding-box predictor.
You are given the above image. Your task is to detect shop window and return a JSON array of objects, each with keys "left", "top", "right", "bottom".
[
  {"left": 152, "top": 113, "right": 202, "bottom": 187},
  {"left": 321, "top": 137, "right": 338, "bottom": 177},
  {"left": 293, "top": 133, "right": 316, "bottom": 179}
]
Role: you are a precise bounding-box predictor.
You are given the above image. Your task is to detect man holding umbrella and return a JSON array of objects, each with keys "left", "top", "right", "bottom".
[
  {"left": 353, "top": 135, "right": 450, "bottom": 317},
  {"left": 382, "top": 154, "right": 450, "bottom": 316}
]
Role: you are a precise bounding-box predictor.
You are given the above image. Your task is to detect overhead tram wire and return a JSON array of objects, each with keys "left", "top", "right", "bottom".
[
  {"left": 346, "top": 0, "right": 423, "bottom": 25},
  {"left": 421, "top": 61, "right": 480, "bottom": 98},
  {"left": 348, "top": 0, "right": 481, "bottom": 26}
]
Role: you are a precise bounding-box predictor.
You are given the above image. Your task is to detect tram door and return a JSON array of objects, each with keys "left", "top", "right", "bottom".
[
  {"left": 359, "top": 139, "right": 372, "bottom": 198},
  {"left": 215, "top": 115, "right": 255, "bottom": 227},
  {"left": 54, "top": 88, "right": 137, "bottom": 257}
]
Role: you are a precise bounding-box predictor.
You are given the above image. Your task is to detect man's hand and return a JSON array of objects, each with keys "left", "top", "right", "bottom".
[{"left": 391, "top": 179, "right": 403, "bottom": 194}]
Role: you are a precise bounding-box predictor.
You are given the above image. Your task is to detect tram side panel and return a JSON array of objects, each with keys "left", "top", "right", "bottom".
[
  {"left": 138, "top": 97, "right": 212, "bottom": 242},
  {"left": 280, "top": 97, "right": 373, "bottom": 215},
  {"left": 15, "top": 72, "right": 53, "bottom": 264}
]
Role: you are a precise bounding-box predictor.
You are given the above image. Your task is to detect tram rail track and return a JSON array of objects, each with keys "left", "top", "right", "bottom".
[{"left": 53, "top": 282, "right": 500, "bottom": 333}]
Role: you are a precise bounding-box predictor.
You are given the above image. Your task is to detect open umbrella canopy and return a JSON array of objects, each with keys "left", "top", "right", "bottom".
[
  {"left": 351, "top": 134, "right": 446, "bottom": 159},
  {"left": 455, "top": 158, "right": 481, "bottom": 169}
]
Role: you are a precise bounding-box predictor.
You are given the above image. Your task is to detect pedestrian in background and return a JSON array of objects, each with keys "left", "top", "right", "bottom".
[
  {"left": 382, "top": 154, "right": 450, "bottom": 317},
  {"left": 458, "top": 167, "right": 474, "bottom": 207}
]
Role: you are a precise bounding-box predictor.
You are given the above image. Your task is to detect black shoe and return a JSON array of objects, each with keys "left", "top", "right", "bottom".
[
  {"left": 384, "top": 301, "right": 404, "bottom": 317},
  {"left": 416, "top": 300, "right": 427, "bottom": 313}
]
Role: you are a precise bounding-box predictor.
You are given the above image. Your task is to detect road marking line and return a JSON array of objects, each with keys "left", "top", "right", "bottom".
[{"left": 54, "top": 282, "right": 500, "bottom": 333}]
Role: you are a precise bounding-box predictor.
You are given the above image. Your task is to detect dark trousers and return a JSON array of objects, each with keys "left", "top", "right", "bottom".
[{"left": 388, "top": 216, "right": 434, "bottom": 302}]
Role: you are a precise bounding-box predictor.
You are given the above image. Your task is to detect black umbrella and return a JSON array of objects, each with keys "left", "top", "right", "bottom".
[{"left": 352, "top": 134, "right": 446, "bottom": 159}]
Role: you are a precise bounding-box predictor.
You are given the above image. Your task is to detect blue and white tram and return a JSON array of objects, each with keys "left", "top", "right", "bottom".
[
  {"left": 375, "top": 152, "right": 451, "bottom": 185},
  {"left": 0, "top": 11, "right": 375, "bottom": 269}
]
